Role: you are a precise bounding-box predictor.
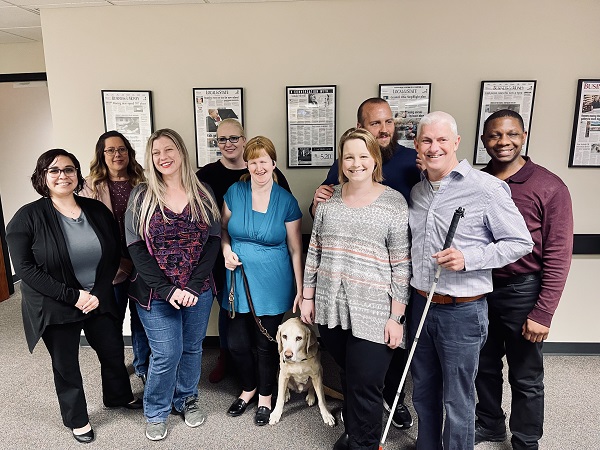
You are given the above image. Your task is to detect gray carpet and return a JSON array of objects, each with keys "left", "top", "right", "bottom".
[{"left": 1, "top": 284, "right": 599, "bottom": 449}]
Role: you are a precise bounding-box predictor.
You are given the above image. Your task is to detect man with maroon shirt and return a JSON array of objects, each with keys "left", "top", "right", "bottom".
[{"left": 475, "top": 110, "right": 573, "bottom": 450}]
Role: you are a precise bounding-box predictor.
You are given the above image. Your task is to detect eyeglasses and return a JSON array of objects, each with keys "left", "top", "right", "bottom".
[
  {"left": 46, "top": 167, "right": 77, "bottom": 177},
  {"left": 217, "top": 136, "right": 242, "bottom": 145},
  {"left": 104, "top": 147, "right": 128, "bottom": 156}
]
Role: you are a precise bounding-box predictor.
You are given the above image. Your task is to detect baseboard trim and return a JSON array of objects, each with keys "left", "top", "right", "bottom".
[
  {"left": 543, "top": 342, "right": 600, "bottom": 355},
  {"left": 80, "top": 336, "right": 600, "bottom": 355}
]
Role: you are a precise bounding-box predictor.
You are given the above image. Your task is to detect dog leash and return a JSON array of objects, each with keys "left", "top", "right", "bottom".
[{"left": 228, "top": 265, "right": 276, "bottom": 343}]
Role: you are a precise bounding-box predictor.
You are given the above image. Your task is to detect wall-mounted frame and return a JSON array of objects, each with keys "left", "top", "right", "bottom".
[
  {"left": 473, "top": 80, "right": 536, "bottom": 165},
  {"left": 379, "top": 83, "right": 431, "bottom": 149},
  {"left": 102, "top": 90, "right": 154, "bottom": 166},
  {"left": 193, "top": 88, "right": 244, "bottom": 168},
  {"left": 286, "top": 85, "right": 336, "bottom": 168},
  {"left": 569, "top": 79, "right": 600, "bottom": 167}
]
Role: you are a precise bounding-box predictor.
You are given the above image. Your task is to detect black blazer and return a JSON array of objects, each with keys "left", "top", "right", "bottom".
[{"left": 6, "top": 196, "right": 120, "bottom": 352}]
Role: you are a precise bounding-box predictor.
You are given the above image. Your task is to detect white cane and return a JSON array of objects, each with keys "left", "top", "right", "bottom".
[{"left": 379, "top": 207, "right": 465, "bottom": 450}]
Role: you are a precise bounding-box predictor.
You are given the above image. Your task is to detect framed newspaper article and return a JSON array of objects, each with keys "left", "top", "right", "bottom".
[
  {"left": 379, "top": 83, "right": 431, "bottom": 149},
  {"left": 193, "top": 88, "right": 244, "bottom": 168},
  {"left": 569, "top": 79, "right": 600, "bottom": 167},
  {"left": 286, "top": 85, "right": 337, "bottom": 168},
  {"left": 102, "top": 90, "right": 154, "bottom": 166},
  {"left": 473, "top": 81, "right": 536, "bottom": 165}
]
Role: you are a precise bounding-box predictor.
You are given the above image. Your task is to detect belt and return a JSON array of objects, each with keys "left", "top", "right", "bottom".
[
  {"left": 493, "top": 273, "right": 541, "bottom": 288},
  {"left": 416, "top": 289, "right": 484, "bottom": 305}
]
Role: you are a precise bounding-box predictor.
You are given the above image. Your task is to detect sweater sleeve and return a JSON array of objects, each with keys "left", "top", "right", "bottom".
[
  {"left": 528, "top": 184, "right": 573, "bottom": 327},
  {"left": 125, "top": 191, "right": 176, "bottom": 302},
  {"left": 6, "top": 206, "right": 79, "bottom": 305}
]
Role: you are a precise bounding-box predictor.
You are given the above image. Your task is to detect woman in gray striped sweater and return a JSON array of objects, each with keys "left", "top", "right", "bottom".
[{"left": 300, "top": 128, "right": 411, "bottom": 450}]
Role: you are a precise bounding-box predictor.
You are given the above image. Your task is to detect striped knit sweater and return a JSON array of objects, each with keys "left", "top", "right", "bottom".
[{"left": 304, "top": 185, "right": 411, "bottom": 345}]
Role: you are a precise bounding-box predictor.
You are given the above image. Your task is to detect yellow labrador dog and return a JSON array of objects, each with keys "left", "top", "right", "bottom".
[{"left": 269, "top": 317, "right": 336, "bottom": 426}]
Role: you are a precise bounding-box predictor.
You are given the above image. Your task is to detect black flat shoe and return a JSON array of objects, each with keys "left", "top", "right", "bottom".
[
  {"left": 72, "top": 428, "right": 95, "bottom": 444},
  {"left": 227, "top": 398, "right": 252, "bottom": 417},
  {"left": 123, "top": 397, "right": 143, "bottom": 410},
  {"left": 254, "top": 406, "right": 271, "bottom": 426},
  {"left": 332, "top": 432, "right": 349, "bottom": 450}
]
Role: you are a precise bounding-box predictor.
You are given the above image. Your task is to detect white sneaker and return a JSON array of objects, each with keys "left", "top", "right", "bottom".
[
  {"left": 183, "top": 398, "right": 206, "bottom": 428},
  {"left": 146, "top": 422, "right": 167, "bottom": 441}
]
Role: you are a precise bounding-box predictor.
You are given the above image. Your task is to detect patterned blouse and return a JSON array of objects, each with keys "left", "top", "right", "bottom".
[
  {"left": 304, "top": 185, "right": 411, "bottom": 345},
  {"left": 148, "top": 204, "right": 213, "bottom": 299}
]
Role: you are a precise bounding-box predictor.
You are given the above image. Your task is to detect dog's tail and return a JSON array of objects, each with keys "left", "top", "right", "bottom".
[{"left": 322, "top": 385, "right": 344, "bottom": 401}]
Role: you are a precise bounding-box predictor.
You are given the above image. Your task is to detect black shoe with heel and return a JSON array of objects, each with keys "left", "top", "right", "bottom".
[
  {"left": 254, "top": 406, "right": 271, "bottom": 426},
  {"left": 72, "top": 428, "right": 95, "bottom": 444}
]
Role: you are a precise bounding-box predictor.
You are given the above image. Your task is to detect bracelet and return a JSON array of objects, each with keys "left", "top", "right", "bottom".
[{"left": 302, "top": 297, "right": 315, "bottom": 301}]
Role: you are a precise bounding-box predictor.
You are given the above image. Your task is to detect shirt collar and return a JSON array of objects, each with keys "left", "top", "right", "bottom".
[
  {"left": 506, "top": 156, "right": 534, "bottom": 183},
  {"left": 421, "top": 159, "right": 471, "bottom": 182}
]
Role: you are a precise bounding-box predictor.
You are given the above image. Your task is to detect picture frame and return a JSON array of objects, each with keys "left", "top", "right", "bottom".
[
  {"left": 379, "top": 83, "right": 431, "bottom": 149},
  {"left": 569, "top": 79, "right": 600, "bottom": 167},
  {"left": 193, "top": 88, "right": 244, "bottom": 168},
  {"left": 473, "top": 81, "right": 536, "bottom": 165},
  {"left": 286, "top": 85, "right": 337, "bottom": 168},
  {"left": 101, "top": 90, "right": 154, "bottom": 166}
]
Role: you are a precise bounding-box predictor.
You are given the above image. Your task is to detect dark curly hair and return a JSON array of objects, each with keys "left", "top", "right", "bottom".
[{"left": 31, "top": 149, "right": 85, "bottom": 197}]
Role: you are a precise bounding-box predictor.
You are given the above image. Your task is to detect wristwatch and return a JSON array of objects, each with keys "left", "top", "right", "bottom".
[{"left": 389, "top": 313, "right": 406, "bottom": 325}]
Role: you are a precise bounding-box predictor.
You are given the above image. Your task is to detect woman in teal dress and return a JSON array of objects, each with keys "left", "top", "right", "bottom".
[{"left": 221, "top": 136, "right": 303, "bottom": 426}]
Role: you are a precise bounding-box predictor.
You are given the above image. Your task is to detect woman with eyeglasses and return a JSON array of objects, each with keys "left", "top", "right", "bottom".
[
  {"left": 6, "top": 149, "right": 141, "bottom": 444},
  {"left": 196, "top": 118, "right": 291, "bottom": 383},
  {"left": 80, "top": 131, "right": 150, "bottom": 385}
]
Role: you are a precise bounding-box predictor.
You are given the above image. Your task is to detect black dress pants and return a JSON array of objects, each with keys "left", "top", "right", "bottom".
[
  {"left": 318, "top": 325, "right": 393, "bottom": 450},
  {"left": 227, "top": 312, "right": 284, "bottom": 396},
  {"left": 41, "top": 313, "right": 134, "bottom": 428},
  {"left": 475, "top": 276, "right": 544, "bottom": 450}
]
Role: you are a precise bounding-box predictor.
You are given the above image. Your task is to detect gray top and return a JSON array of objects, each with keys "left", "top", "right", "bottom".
[
  {"left": 304, "top": 185, "right": 411, "bottom": 346},
  {"left": 57, "top": 211, "right": 102, "bottom": 292}
]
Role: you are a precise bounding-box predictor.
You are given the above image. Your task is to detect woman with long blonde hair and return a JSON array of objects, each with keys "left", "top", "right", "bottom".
[{"left": 125, "top": 129, "right": 220, "bottom": 441}]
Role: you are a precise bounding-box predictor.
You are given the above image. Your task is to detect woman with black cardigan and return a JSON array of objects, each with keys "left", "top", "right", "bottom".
[{"left": 6, "top": 149, "right": 141, "bottom": 444}]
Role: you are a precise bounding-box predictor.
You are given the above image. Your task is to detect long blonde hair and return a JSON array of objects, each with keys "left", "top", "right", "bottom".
[{"left": 132, "top": 128, "right": 220, "bottom": 236}]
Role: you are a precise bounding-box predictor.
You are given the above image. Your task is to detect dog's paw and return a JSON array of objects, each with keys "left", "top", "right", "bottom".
[
  {"left": 306, "top": 392, "right": 316, "bottom": 406},
  {"left": 284, "top": 390, "right": 291, "bottom": 403},
  {"left": 322, "top": 411, "right": 336, "bottom": 427},
  {"left": 269, "top": 410, "right": 282, "bottom": 425}
]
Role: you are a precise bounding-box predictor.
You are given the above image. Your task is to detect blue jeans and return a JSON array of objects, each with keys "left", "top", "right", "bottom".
[
  {"left": 114, "top": 281, "right": 150, "bottom": 377},
  {"left": 409, "top": 290, "right": 488, "bottom": 450},
  {"left": 136, "top": 289, "right": 212, "bottom": 423}
]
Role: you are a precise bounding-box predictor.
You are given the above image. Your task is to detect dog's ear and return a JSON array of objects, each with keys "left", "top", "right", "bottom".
[
  {"left": 305, "top": 323, "right": 318, "bottom": 357},
  {"left": 276, "top": 324, "right": 283, "bottom": 354}
]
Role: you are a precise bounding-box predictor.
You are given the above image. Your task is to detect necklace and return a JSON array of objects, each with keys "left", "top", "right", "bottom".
[{"left": 52, "top": 200, "right": 80, "bottom": 220}]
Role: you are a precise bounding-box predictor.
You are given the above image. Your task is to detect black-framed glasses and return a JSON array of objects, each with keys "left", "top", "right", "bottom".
[
  {"left": 217, "top": 136, "right": 242, "bottom": 145},
  {"left": 104, "top": 147, "right": 128, "bottom": 156},
  {"left": 46, "top": 167, "right": 77, "bottom": 177}
]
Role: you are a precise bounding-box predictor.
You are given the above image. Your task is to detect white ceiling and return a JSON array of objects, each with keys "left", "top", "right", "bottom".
[{"left": 0, "top": 0, "right": 306, "bottom": 44}]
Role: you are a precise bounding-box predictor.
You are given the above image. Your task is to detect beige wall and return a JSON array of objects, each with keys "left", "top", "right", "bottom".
[
  {"left": 5, "top": 0, "right": 600, "bottom": 341},
  {"left": 0, "top": 42, "right": 45, "bottom": 73},
  {"left": 0, "top": 82, "right": 53, "bottom": 223}
]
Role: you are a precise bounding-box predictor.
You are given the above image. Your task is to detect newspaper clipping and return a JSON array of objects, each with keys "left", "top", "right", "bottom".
[
  {"left": 474, "top": 81, "right": 536, "bottom": 165},
  {"left": 193, "top": 88, "right": 243, "bottom": 168},
  {"left": 287, "top": 86, "right": 336, "bottom": 168},
  {"left": 380, "top": 84, "right": 431, "bottom": 149},
  {"left": 102, "top": 90, "right": 153, "bottom": 166},
  {"left": 569, "top": 80, "right": 600, "bottom": 167}
]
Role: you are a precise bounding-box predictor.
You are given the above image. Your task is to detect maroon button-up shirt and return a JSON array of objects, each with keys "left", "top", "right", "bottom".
[{"left": 482, "top": 157, "right": 573, "bottom": 327}]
